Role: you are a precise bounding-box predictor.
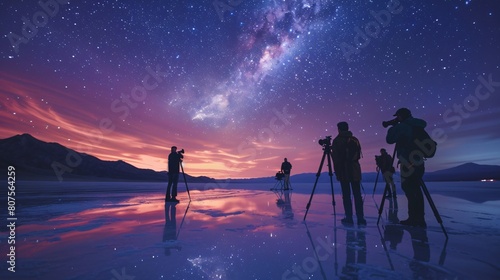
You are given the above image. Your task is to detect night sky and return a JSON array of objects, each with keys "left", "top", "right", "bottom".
[{"left": 1, "top": 0, "right": 499, "bottom": 179}]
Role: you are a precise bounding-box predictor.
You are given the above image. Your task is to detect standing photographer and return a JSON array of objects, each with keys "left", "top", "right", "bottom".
[
  {"left": 376, "top": 148, "right": 397, "bottom": 198},
  {"left": 281, "top": 158, "right": 292, "bottom": 190},
  {"left": 386, "top": 108, "right": 427, "bottom": 228},
  {"left": 166, "top": 146, "right": 183, "bottom": 203},
  {"left": 331, "top": 121, "right": 366, "bottom": 226}
]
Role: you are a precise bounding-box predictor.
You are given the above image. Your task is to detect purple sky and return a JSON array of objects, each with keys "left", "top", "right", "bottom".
[{"left": 1, "top": 1, "right": 499, "bottom": 178}]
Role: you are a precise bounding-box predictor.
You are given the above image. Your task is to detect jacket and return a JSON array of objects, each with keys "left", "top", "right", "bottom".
[
  {"left": 331, "top": 131, "right": 362, "bottom": 182},
  {"left": 386, "top": 117, "right": 427, "bottom": 163}
]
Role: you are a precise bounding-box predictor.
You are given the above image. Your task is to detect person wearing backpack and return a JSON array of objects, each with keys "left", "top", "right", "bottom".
[
  {"left": 331, "top": 121, "right": 366, "bottom": 226},
  {"left": 386, "top": 108, "right": 428, "bottom": 228}
]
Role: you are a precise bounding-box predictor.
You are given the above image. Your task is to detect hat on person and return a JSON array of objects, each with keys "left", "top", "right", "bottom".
[
  {"left": 337, "top": 121, "right": 349, "bottom": 131},
  {"left": 393, "top": 108, "right": 412, "bottom": 118}
]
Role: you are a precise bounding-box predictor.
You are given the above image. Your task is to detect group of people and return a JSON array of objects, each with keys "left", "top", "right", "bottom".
[
  {"left": 327, "top": 108, "right": 428, "bottom": 227},
  {"left": 330, "top": 107, "right": 428, "bottom": 227},
  {"left": 165, "top": 107, "right": 429, "bottom": 228}
]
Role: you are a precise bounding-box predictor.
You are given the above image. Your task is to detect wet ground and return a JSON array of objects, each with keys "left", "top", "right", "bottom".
[{"left": 1, "top": 181, "right": 499, "bottom": 279}]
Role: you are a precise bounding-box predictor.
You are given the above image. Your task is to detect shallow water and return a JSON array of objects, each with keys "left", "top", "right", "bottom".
[{"left": 1, "top": 181, "right": 499, "bottom": 279}]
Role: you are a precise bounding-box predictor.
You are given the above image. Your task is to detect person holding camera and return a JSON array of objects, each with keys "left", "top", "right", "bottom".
[
  {"left": 281, "top": 158, "right": 292, "bottom": 190},
  {"left": 166, "top": 146, "right": 183, "bottom": 203},
  {"left": 376, "top": 148, "right": 397, "bottom": 198},
  {"left": 386, "top": 108, "right": 427, "bottom": 228},
  {"left": 331, "top": 122, "right": 366, "bottom": 226}
]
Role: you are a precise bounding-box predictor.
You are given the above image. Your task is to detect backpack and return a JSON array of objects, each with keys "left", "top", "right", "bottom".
[
  {"left": 346, "top": 136, "right": 362, "bottom": 161},
  {"left": 410, "top": 126, "right": 437, "bottom": 159}
]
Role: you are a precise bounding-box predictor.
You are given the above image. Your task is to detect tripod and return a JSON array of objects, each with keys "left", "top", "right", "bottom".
[
  {"left": 271, "top": 172, "right": 285, "bottom": 191},
  {"left": 271, "top": 178, "right": 284, "bottom": 191},
  {"left": 180, "top": 161, "right": 192, "bottom": 201},
  {"left": 303, "top": 137, "right": 336, "bottom": 221},
  {"left": 376, "top": 145, "right": 448, "bottom": 239}
]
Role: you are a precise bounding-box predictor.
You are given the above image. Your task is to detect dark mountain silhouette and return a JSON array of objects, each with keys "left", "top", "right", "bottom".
[
  {"left": 0, "top": 133, "right": 215, "bottom": 183},
  {"left": 423, "top": 162, "right": 500, "bottom": 181},
  {"left": 1, "top": 134, "right": 498, "bottom": 182},
  {"left": 219, "top": 163, "right": 500, "bottom": 184}
]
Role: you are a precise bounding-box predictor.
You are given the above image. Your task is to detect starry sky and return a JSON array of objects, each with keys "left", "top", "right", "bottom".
[{"left": 1, "top": 0, "right": 499, "bottom": 179}]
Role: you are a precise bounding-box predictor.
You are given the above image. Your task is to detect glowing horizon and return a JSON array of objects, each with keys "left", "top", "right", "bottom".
[{"left": 1, "top": 1, "right": 499, "bottom": 179}]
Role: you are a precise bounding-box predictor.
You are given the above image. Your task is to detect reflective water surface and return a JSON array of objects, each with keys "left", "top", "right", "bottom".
[{"left": 1, "top": 181, "right": 499, "bottom": 279}]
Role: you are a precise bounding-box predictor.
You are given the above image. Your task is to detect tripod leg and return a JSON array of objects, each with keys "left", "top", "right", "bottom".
[
  {"left": 420, "top": 180, "right": 448, "bottom": 239},
  {"left": 326, "top": 153, "right": 336, "bottom": 216},
  {"left": 180, "top": 163, "right": 191, "bottom": 201},
  {"left": 304, "top": 152, "right": 327, "bottom": 221},
  {"left": 372, "top": 170, "right": 380, "bottom": 197},
  {"left": 376, "top": 184, "right": 390, "bottom": 225}
]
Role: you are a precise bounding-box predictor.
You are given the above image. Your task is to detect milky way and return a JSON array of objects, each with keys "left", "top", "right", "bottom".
[
  {"left": 192, "top": 0, "right": 326, "bottom": 124},
  {"left": 1, "top": 0, "right": 499, "bottom": 178}
]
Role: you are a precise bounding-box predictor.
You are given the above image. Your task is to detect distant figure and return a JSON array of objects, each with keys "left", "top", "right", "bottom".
[
  {"left": 376, "top": 148, "right": 397, "bottom": 198},
  {"left": 166, "top": 146, "right": 182, "bottom": 203},
  {"left": 163, "top": 203, "right": 181, "bottom": 255},
  {"left": 386, "top": 108, "right": 427, "bottom": 228},
  {"left": 281, "top": 158, "right": 292, "bottom": 190},
  {"left": 331, "top": 121, "right": 366, "bottom": 226}
]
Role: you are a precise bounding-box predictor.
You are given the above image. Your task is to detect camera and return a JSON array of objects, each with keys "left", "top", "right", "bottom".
[
  {"left": 382, "top": 118, "right": 399, "bottom": 128},
  {"left": 318, "top": 136, "right": 332, "bottom": 147},
  {"left": 375, "top": 155, "right": 382, "bottom": 166},
  {"left": 177, "top": 148, "right": 185, "bottom": 159}
]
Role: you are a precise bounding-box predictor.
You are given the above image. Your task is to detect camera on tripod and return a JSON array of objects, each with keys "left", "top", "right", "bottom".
[
  {"left": 177, "top": 148, "right": 185, "bottom": 159},
  {"left": 382, "top": 118, "right": 399, "bottom": 128},
  {"left": 318, "top": 136, "right": 332, "bottom": 148},
  {"left": 375, "top": 155, "right": 382, "bottom": 166},
  {"left": 275, "top": 171, "right": 284, "bottom": 181}
]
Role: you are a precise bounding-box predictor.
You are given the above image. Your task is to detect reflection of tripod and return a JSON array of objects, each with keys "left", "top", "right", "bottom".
[
  {"left": 303, "top": 136, "right": 336, "bottom": 221},
  {"left": 376, "top": 145, "right": 448, "bottom": 239},
  {"left": 179, "top": 161, "right": 191, "bottom": 201}
]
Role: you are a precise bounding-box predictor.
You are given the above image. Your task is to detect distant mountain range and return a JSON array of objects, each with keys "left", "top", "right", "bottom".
[
  {"left": 0, "top": 134, "right": 214, "bottom": 183},
  {"left": 1, "top": 134, "right": 499, "bottom": 182}
]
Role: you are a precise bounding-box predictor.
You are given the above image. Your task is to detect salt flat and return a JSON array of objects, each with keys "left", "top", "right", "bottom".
[{"left": 1, "top": 181, "right": 499, "bottom": 279}]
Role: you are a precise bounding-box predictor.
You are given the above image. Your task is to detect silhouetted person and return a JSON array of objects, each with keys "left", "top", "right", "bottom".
[
  {"left": 281, "top": 158, "right": 292, "bottom": 190},
  {"left": 163, "top": 203, "right": 181, "bottom": 255},
  {"left": 376, "top": 148, "right": 397, "bottom": 198},
  {"left": 332, "top": 122, "right": 366, "bottom": 226},
  {"left": 386, "top": 108, "right": 427, "bottom": 228},
  {"left": 166, "top": 146, "right": 182, "bottom": 203},
  {"left": 341, "top": 229, "right": 366, "bottom": 279}
]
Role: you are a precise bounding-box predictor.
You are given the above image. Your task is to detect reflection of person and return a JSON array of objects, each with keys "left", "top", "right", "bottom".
[
  {"left": 376, "top": 148, "right": 397, "bottom": 198},
  {"left": 331, "top": 122, "right": 366, "bottom": 226},
  {"left": 276, "top": 190, "right": 294, "bottom": 220},
  {"left": 166, "top": 146, "right": 182, "bottom": 203},
  {"left": 406, "top": 227, "right": 431, "bottom": 278},
  {"left": 163, "top": 203, "right": 181, "bottom": 256},
  {"left": 383, "top": 197, "right": 403, "bottom": 250},
  {"left": 341, "top": 229, "right": 366, "bottom": 278},
  {"left": 386, "top": 108, "right": 427, "bottom": 228},
  {"left": 281, "top": 158, "right": 292, "bottom": 190}
]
